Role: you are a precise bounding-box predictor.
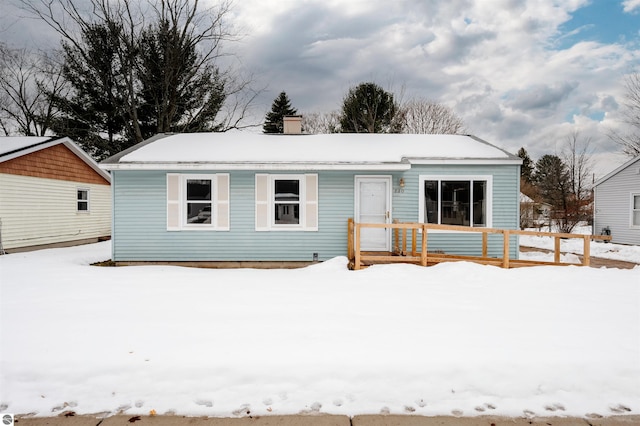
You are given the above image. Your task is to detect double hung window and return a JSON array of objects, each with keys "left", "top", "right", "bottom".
[
  {"left": 77, "top": 189, "right": 89, "bottom": 212},
  {"left": 255, "top": 174, "right": 318, "bottom": 231},
  {"left": 167, "top": 174, "right": 229, "bottom": 231}
]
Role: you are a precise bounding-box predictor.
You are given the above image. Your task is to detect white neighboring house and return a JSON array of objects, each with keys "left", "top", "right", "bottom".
[
  {"left": 519, "top": 193, "right": 551, "bottom": 229},
  {"left": 0, "top": 136, "right": 111, "bottom": 253},
  {"left": 593, "top": 155, "right": 640, "bottom": 245}
]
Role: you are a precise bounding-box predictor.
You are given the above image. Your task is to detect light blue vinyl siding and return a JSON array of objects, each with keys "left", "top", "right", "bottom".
[{"left": 111, "top": 165, "right": 519, "bottom": 261}]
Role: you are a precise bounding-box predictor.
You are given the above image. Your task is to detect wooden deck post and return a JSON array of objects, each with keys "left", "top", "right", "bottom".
[
  {"left": 421, "top": 225, "right": 427, "bottom": 266},
  {"left": 482, "top": 232, "right": 488, "bottom": 258},
  {"left": 583, "top": 235, "right": 590, "bottom": 267},
  {"left": 402, "top": 228, "right": 407, "bottom": 255},
  {"left": 347, "top": 218, "right": 354, "bottom": 261},
  {"left": 354, "top": 223, "right": 361, "bottom": 270},
  {"left": 503, "top": 230, "right": 510, "bottom": 268},
  {"left": 411, "top": 228, "right": 417, "bottom": 256},
  {"left": 394, "top": 227, "right": 399, "bottom": 254},
  {"left": 554, "top": 236, "right": 561, "bottom": 263}
]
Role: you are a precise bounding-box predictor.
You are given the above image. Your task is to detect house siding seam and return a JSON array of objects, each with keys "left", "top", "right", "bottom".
[
  {"left": 0, "top": 144, "right": 109, "bottom": 185},
  {"left": 0, "top": 173, "right": 111, "bottom": 250},
  {"left": 111, "top": 165, "right": 520, "bottom": 262},
  {"left": 594, "top": 158, "right": 640, "bottom": 245}
]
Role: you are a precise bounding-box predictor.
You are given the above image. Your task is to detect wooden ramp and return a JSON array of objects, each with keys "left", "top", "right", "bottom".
[{"left": 347, "top": 219, "right": 611, "bottom": 270}]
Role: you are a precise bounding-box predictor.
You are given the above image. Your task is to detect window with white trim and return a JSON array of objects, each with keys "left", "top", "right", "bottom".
[
  {"left": 77, "top": 189, "right": 89, "bottom": 212},
  {"left": 632, "top": 193, "right": 640, "bottom": 228},
  {"left": 419, "top": 175, "right": 492, "bottom": 227},
  {"left": 166, "top": 174, "right": 229, "bottom": 231},
  {"left": 255, "top": 174, "right": 318, "bottom": 231}
]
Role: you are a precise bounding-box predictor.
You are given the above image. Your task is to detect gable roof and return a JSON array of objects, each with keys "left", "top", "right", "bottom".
[
  {"left": 594, "top": 155, "right": 640, "bottom": 187},
  {"left": 0, "top": 136, "right": 111, "bottom": 182},
  {"left": 101, "top": 132, "right": 521, "bottom": 171}
]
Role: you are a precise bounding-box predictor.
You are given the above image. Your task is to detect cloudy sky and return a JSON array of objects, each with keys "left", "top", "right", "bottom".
[{"left": 3, "top": 0, "right": 640, "bottom": 176}]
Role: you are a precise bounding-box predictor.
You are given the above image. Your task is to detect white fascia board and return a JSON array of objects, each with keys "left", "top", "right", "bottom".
[
  {"left": 407, "top": 158, "right": 523, "bottom": 165},
  {"left": 101, "top": 162, "right": 411, "bottom": 171}
]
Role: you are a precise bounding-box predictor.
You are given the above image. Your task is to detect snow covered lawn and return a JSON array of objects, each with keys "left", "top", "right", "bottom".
[{"left": 1, "top": 242, "right": 638, "bottom": 419}]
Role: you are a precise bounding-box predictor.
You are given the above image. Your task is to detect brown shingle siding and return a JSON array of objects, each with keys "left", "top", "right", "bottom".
[{"left": 0, "top": 144, "right": 109, "bottom": 185}]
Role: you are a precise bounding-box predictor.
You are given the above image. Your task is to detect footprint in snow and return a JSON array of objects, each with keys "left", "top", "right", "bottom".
[
  {"left": 134, "top": 400, "right": 144, "bottom": 408},
  {"left": 544, "top": 403, "right": 565, "bottom": 412},
  {"left": 232, "top": 404, "right": 251, "bottom": 416},
  {"left": 333, "top": 399, "right": 343, "bottom": 407},
  {"left": 451, "top": 409, "right": 463, "bottom": 416},
  {"left": 609, "top": 404, "right": 631, "bottom": 413},
  {"left": 415, "top": 399, "right": 426, "bottom": 408},
  {"left": 51, "top": 401, "right": 77, "bottom": 413},
  {"left": 379, "top": 406, "right": 390, "bottom": 415},
  {"left": 404, "top": 405, "right": 416, "bottom": 413},
  {"left": 310, "top": 402, "right": 322, "bottom": 412},
  {"left": 117, "top": 404, "right": 132, "bottom": 413},
  {"left": 278, "top": 392, "right": 288, "bottom": 401},
  {"left": 475, "top": 403, "right": 497, "bottom": 412},
  {"left": 0, "top": 403, "right": 8, "bottom": 411},
  {"left": 523, "top": 409, "right": 535, "bottom": 417},
  {"left": 194, "top": 400, "right": 213, "bottom": 408},
  {"left": 262, "top": 398, "right": 273, "bottom": 406},
  {"left": 586, "top": 412, "right": 604, "bottom": 419}
]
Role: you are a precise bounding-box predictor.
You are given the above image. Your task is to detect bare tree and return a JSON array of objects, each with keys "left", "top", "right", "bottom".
[
  {"left": 302, "top": 111, "right": 341, "bottom": 134},
  {"left": 563, "top": 131, "right": 594, "bottom": 200},
  {"left": 398, "top": 98, "right": 466, "bottom": 134},
  {"left": 609, "top": 72, "right": 640, "bottom": 157},
  {"left": 19, "top": 0, "right": 260, "bottom": 150},
  {"left": 0, "top": 45, "right": 67, "bottom": 136},
  {"left": 562, "top": 131, "right": 594, "bottom": 228}
]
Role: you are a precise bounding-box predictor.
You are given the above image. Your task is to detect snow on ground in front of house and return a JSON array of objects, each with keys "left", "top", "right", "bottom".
[
  {"left": 519, "top": 225, "right": 640, "bottom": 264},
  {"left": 1, "top": 242, "right": 639, "bottom": 419}
]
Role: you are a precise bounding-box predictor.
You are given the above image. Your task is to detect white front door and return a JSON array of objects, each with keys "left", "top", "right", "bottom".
[{"left": 355, "top": 176, "right": 391, "bottom": 251}]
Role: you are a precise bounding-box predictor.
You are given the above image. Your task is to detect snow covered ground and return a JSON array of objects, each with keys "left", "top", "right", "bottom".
[
  {"left": 519, "top": 225, "right": 640, "bottom": 264},
  {"left": 0, "top": 241, "right": 638, "bottom": 419}
]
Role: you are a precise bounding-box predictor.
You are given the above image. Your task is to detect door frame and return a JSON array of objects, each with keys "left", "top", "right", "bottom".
[{"left": 354, "top": 175, "right": 392, "bottom": 251}]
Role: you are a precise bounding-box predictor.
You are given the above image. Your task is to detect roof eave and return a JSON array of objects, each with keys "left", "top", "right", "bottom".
[
  {"left": 594, "top": 155, "right": 640, "bottom": 187},
  {"left": 101, "top": 162, "right": 412, "bottom": 171}
]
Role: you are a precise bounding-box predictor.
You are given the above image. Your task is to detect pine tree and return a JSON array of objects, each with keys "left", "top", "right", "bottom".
[
  {"left": 339, "top": 82, "right": 398, "bottom": 133},
  {"left": 263, "top": 92, "right": 297, "bottom": 133},
  {"left": 517, "top": 147, "right": 534, "bottom": 183}
]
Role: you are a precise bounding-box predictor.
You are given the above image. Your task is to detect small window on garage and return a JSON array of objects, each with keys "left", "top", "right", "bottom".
[{"left": 77, "top": 189, "right": 89, "bottom": 212}]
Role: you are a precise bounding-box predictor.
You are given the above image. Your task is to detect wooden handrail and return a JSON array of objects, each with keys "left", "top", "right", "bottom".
[{"left": 347, "top": 219, "right": 612, "bottom": 270}]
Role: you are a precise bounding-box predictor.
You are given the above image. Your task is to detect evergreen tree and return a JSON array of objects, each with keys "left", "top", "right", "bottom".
[
  {"left": 339, "top": 82, "right": 398, "bottom": 133},
  {"left": 517, "top": 147, "right": 534, "bottom": 183},
  {"left": 51, "top": 23, "right": 129, "bottom": 160},
  {"left": 263, "top": 91, "right": 297, "bottom": 133},
  {"left": 25, "top": 0, "right": 257, "bottom": 160},
  {"left": 533, "top": 154, "right": 569, "bottom": 207}
]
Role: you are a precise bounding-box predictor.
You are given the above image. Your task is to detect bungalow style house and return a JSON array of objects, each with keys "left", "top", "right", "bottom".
[
  {"left": 0, "top": 136, "right": 111, "bottom": 253},
  {"left": 593, "top": 155, "right": 640, "bottom": 245},
  {"left": 101, "top": 120, "right": 522, "bottom": 265}
]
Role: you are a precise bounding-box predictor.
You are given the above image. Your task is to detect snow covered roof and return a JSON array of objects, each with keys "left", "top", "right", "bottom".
[
  {"left": 0, "top": 136, "right": 51, "bottom": 156},
  {"left": 0, "top": 136, "right": 111, "bottom": 182},
  {"left": 101, "top": 132, "right": 521, "bottom": 171},
  {"left": 520, "top": 193, "right": 534, "bottom": 203}
]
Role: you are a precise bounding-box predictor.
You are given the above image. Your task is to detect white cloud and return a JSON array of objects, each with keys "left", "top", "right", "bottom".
[
  {"left": 622, "top": 0, "right": 640, "bottom": 13},
  {"left": 3, "top": 0, "right": 638, "bottom": 177}
]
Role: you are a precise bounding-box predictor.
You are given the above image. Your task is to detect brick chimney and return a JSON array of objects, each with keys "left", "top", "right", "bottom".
[{"left": 283, "top": 115, "right": 302, "bottom": 134}]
